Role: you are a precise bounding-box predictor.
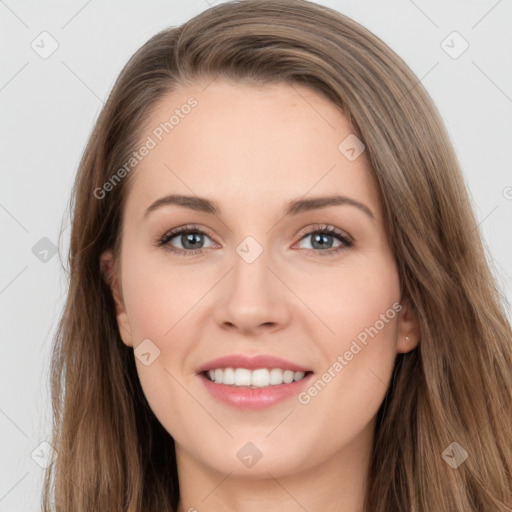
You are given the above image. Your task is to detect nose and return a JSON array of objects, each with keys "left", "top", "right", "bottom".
[{"left": 215, "top": 243, "right": 291, "bottom": 336}]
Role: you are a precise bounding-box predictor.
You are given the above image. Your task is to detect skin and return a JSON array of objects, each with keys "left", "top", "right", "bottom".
[{"left": 101, "top": 79, "right": 420, "bottom": 512}]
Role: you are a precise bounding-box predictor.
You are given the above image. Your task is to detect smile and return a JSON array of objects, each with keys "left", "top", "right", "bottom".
[
  {"left": 198, "top": 369, "right": 314, "bottom": 410},
  {"left": 204, "top": 367, "right": 310, "bottom": 387}
]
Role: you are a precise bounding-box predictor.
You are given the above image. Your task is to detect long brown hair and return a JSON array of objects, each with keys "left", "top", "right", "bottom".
[{"left": 42, "top": 0, "right": 512, "bottom": 510}]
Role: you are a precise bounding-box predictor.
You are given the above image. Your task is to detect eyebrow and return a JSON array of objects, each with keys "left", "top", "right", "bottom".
[{"left": 144, "top": 193, "right": 375, "bottom": 221}]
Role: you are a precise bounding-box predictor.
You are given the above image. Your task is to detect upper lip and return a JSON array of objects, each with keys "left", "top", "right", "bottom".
[{"left": 196, "top": 354, "right": 312, "bottom": 374}]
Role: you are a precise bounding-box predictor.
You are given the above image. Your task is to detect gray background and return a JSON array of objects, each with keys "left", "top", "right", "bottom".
[{"left": 1, "top": 0, "right": 511, "bottom": 509}]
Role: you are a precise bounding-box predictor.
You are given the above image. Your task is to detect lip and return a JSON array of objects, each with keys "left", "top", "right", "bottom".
[
  {"left": 195, "top": 354, "right": 312, "bottom": 373},
  {"left": 198, "top": 371, "right": 314, "bottom": 410},
  {"left": 195, "top": 354, "right": 314, "bottom": 410}
]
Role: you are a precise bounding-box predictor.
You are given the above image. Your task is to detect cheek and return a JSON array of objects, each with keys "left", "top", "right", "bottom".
[
  {"left": 296, "top": 255, "right": 401, "bottom": 422},
  {"left": 119, "top": 254, "right": 202, "bottom": 436},
  {"left": 302, "top": 252, "right": 401, "bottom": 348},
  {"left": 122, "top": 252, "right": 210, "bottom": 341},
  {"left": 297, "top": 253, "right": 401, "bottom": 409}
]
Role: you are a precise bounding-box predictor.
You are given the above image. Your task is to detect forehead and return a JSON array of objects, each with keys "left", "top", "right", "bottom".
[{"left": 123, "top": 80, "right": 380, "bottom": 222}]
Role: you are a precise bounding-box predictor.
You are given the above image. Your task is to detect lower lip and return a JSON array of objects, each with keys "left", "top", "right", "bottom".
[{"left": 199, "top": 372, "right": 314, "bottom": 410}]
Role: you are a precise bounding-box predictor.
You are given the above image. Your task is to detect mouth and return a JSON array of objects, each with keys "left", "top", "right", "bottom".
[
  {"left": 196, "top": 354, "right": 314, "bottom": 409},
  {"left": 201, "top": 367, "right": 313, "bottom": 388},
  {"left": 198, "top": 369, "right": 314, "bottom": 410}
]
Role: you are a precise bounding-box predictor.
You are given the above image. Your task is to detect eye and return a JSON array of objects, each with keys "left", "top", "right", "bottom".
[
  {"left": 156, "top": 224, "right": 216, "bottom": 256},
  {"left": 294, "top": 224, "right": 353, "bottom": 256},
  {"left": 155, "top": 223, "right": 353, "bottom": 257}
]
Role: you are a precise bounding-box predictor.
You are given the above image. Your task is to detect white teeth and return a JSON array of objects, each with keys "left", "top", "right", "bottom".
[
  {"left": 251, "top": 369, "right": 270, "bottom": 387},
  {"left": 294, "top": 371, "right": 305, "bottom": 381},
  {"left": 205, "top": 368, "right": 309, "bottom": 387},
  {"left": 223, "top": 367, "right": 235, "bottom": 385},
  {"left": 283, "top": 370, "right": 294, "bottom": 384},
  {"left": 234, "top": 368, "right": 252, "bottom": 386},
  {"left": 269, "top": 368, "right": 283, "bottom": 385}
]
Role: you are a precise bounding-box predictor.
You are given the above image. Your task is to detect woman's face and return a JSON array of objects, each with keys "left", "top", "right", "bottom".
[{"left": 102, "top": 80, "right": 419, "bottom": 479}]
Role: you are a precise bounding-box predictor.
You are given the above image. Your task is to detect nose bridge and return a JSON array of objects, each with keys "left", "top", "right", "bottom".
[
  {"left": 231, "top": 234, "right": 275, "bottom": 300},
  {"left": 218, "top": 233, "right": 289, "bottom": 332}
]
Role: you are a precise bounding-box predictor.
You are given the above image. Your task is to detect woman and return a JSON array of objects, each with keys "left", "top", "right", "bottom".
[{"left": 42, "top": 0, "right": 512, "bottom": 510}]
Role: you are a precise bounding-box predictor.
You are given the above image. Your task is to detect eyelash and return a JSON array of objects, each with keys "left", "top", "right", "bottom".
[{"left": 155, "top": 223, "right": 353, "bottom": 257}]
